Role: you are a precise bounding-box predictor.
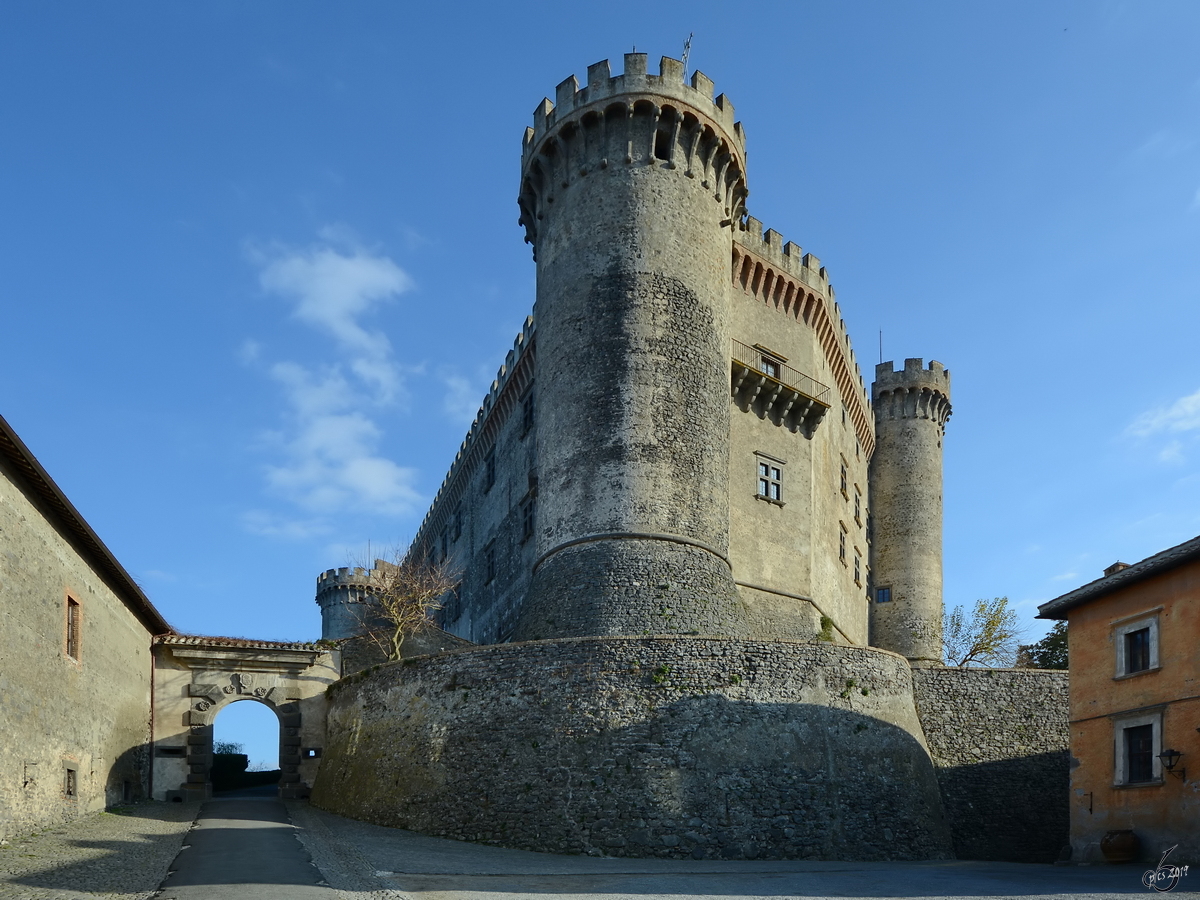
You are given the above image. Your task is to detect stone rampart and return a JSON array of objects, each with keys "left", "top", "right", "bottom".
[
  {"left": 911, "top": 667, "right": 1069, "bottom": 862},
  {"left": 313, "top": 637, "right": 953, "bottom": 860}
]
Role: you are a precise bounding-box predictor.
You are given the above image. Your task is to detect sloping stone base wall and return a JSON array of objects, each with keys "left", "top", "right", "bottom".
[
  {"left": 911, "top": 667, "right": 1069, "bottom": 863},
  {"left": 313, "top": 637, "right": 953, "bottom": 860}
]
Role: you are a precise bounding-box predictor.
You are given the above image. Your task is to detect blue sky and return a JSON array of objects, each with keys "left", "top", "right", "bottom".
[{"left": 3, "top": 3, "right": 1199, "bottom": 760}]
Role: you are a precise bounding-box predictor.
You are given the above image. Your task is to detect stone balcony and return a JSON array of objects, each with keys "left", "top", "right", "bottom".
[{"left": 731, "top": 339, "right": 831, "bottom": 436}]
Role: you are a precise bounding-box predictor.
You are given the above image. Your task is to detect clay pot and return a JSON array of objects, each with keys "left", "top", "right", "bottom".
[{"left": 1100, "top": 829, "right": 1140, "bottom": 863}]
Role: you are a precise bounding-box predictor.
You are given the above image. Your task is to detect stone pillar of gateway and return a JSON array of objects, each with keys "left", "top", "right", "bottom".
[{"left": 514, "top": 53, "right": 749, "bottom": 640}]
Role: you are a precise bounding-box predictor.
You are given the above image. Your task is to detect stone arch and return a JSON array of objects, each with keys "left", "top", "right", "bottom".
[{"left": 152, "top": 636, "right": 338, "bottom": 802}]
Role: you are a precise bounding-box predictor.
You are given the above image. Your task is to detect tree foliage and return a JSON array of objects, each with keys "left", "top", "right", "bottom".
[
  {"left": 1016, "top": 620, "right": 1068, "bottom": 669},
  {"left": 352, "top": 546, "right": 458, "bottom": 662},
  {"left": 942, "top": 597, "right": 1024, "bottom": 667}
]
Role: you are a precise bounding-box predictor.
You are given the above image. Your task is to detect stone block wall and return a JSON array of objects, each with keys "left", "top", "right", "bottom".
[
  {"left": 0, "top": 454, "right": 156, "bottom": 841},
  {"left": 911, "top": 667, "right": 1069, "bottom": 862},
  {"left": 313, "top": 637, "right": 953, "bottom": 861}
]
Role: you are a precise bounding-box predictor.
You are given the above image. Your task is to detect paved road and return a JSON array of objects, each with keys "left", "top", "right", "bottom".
[
  {"left": 156, "top": 791, "right": 332, "bottom": 899},
  {"left": 288, "top": 801, "right": 1198, "bottom": 899}
]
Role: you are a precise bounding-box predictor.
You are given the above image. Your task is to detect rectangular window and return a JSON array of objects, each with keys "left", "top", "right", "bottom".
[
  {"left": 440, "top": 529, "right": 449, "bottom": 562},
  {"left": 1125, "top": 628, "right": 1150, "bottom": 673},
  {"left": 484, "top": 541, "right": 496, "bottom": 584},
  {"left": 65, "top": 596, "right": 80, "bottom": 661},
  {"left": 521, "top": 390, "right": 535, "bottom": 437},
  {"left": 839, "top": 524, "right": 847, "bottom": 565},
  {"left": 1114, "top": 613, "right": 1159, "bottom": 678},
  {"left": 1125, "top": 724, "right": 1155, "bottom": 784},
  {"left": 760, "top": 357, "right": 780, "bottom": 379},
  {"left": 63, "top": 767, "right": 76, "bottom": 797},
  {"left": 853, "top": 550, "right": 861, "bottom": 585},
  {"left": 483, "top": 448, "right": 496, "bottom": 493},
  {"left": 854, "top": 489, "right": 861, "bottom": 525},
  {"left": 757, "top": 461, "right": 782, "bottom": 502},
  {"left": 876, "top": 586, "right": 892, "bottom": 603},
  {"left": 840, "top": 462, "right": 848, "bottom": 498},
  {"left": 521, "top": 496, "right": 535, "bottom": 542},
  {"left": 451, "top": 504, "right": 463, "bottom": 542}
]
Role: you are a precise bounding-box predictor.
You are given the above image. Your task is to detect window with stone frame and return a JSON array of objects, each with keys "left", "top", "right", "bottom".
[
  {"left": 876, "top": 586, "right": 892, "bottom": 603},
  {"left": 757, "top": 458, "right": 783, "bottom": 504},
  {"left": 854, "top": 550, "right": 862, "bottom": 586},
  {"left": 840, "top": 460, "right": 848, "bottom": 498},
  {"left": 451, "top": 503, "right": 463, "bottom": 542},
  {"left": 65, "top": 594, "right": 81, "bottom": 661},
  {"left": 1113, "top": 612, "right": 1160, "bottom": 678},
  {"left": 1112, "top": 710, "right": 1162, "bottom": 786},
  {"left": 839, "top": 523, "right": 847, "bottom": 565},
  {"left": 759, "top": 355, "right": 781, "bottom": 379},
  {"left": 854, "top": 487, "right": 862, "bottom": 525}
]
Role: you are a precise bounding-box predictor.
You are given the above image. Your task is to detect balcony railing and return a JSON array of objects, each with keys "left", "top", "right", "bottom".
[{"left": 731, "top": 339, "right": 832, "bottom": 436}]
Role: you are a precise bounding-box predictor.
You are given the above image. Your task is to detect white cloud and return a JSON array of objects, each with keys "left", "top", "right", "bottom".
[
  {"left": 1159, "top": 440, "right": 1185, "bottom": 464},
  {"left": 1127, "top": 387, "right": 1200, "bottom": 437},
  {"left": 241, "top": 510, "right": 331, "bottom": 541},
  {"left": 244, "top": 233, "right": 424, "bottom": 523},
  {"left": 255, "top": 231, "right": 413, "bottom": 401},
  {"left": 238, "top": 339, "right": 261, "bottom": 364}
]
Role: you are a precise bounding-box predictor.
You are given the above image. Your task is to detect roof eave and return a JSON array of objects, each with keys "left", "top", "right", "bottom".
[{"left": 0, "top": 412, "right": 174, "bottom": 636}]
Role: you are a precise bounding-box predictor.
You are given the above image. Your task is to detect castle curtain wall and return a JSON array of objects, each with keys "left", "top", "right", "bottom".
[{"left": 0, "top": 447, "right": 156, "bottom": 841}]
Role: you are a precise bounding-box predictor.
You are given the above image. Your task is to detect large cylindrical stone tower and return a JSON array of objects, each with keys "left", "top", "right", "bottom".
[
  {"left": 514, "top": 54, "right": 750, "bottom": 640},
  {"left": 869, "top": 359, "right": 952, "bottom": 665}
]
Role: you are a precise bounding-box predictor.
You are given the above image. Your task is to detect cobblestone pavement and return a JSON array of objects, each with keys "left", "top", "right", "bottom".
[{"left": 0, "top": 801, "right": 198, "bottom": 900}]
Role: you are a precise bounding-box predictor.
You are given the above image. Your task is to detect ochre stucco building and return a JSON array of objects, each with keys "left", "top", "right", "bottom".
[{"left": 1040, "top": 536, "right": 1200, "bottom": 864}]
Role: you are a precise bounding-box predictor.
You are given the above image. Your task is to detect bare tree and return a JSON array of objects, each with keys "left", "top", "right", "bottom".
[
  {"left": 943, "top": 597, "right": 1025, "bottom": 667},
  {"left": 350, "top": 545, "right": 459, "bottom": 662}
]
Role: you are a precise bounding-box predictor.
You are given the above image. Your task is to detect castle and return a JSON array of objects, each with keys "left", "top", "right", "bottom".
[
  {"left": 0, "top": 52, "right": 1073, "bottom": 860},
  {"left": 317, "top": 53, "right": 952, "bottom": 666},
  {"left": 310, "top": 55, "right": 1068, "bottom": 863}
]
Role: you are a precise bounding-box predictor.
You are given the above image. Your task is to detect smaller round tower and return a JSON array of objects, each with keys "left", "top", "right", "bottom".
[
  {"left": 315, "top": 565, "right": 382, "bottom": 642},
  {"left": 869, "top": 358, "right": 951, "bottom": 665}
]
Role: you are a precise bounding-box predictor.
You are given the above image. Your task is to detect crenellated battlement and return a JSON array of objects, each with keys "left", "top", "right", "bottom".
[
  {"left": 522, "top": 54, "right": 745, "bottom": 160},
  {"left": 412, "top": 315, "right": 537, "bottom": 549},
  {"left": 873, "top": 358, "right": 951, "bottom": 395},
  {"left": 732, "top": 223, "right": 875, "bottom": 458},
  {"left": 873, "top": 359, "right": 952, "bottom": 430},
  {"left": 518, "top": 54, "right": 748, "bottom": 251}
]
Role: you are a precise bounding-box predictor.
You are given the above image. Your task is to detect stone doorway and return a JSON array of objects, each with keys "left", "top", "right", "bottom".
[{"left": 151, "top": 636, "right": 339, "bottom": 801}]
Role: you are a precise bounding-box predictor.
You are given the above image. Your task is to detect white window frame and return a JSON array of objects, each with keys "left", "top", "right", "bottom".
[
  {"left": 1112, "top": 609, "right": 1161, "bottom": 679},
  {"left": 1112, "top": 709, "right": 1163, "bottom": 786}
]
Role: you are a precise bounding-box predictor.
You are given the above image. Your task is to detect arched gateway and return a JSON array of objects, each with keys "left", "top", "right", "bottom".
[{"left": 151, "top": 635, "right": 339, "bottom": 801}]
